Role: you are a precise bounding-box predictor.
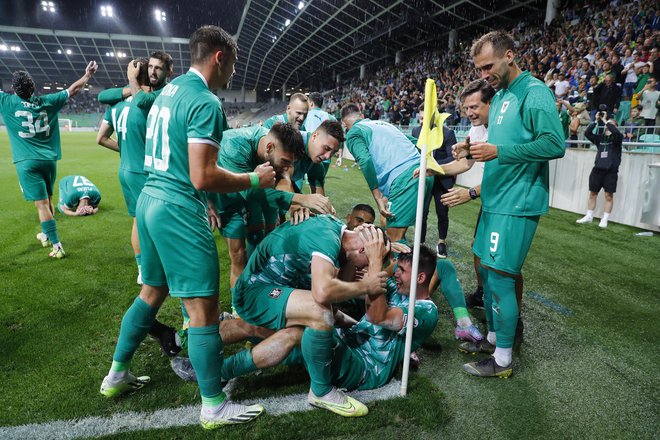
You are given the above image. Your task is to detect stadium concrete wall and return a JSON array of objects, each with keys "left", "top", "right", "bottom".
[{"left": 456, "top": 150, "right": 660, "bottom": 232}]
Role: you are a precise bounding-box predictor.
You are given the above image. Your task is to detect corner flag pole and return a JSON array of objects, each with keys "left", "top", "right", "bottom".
[{"left": 400, "top": 78, "right": 434, "bottom": 397}]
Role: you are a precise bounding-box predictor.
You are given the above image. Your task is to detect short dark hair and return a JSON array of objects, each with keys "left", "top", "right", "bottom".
[
  {"left": 460, "top": 79, "right": 496, "bottom": 103},
  {"left": 308, "top": 92, "right": 324, "bottom": 107},
  {"left": 471, "top": 30, "right": 515, "bottom": 58},
  {"left": 149, "top": 50, "right": 173, "bottom": 73},
  {"left": 134, "top": 57, "right": 150, "bottom": 86},
  {"left": 189, "top": 25, "right": 238, "bottom": 65},
  {"left": 397, "top": 244, "right": 436, "bottom": 282},
  {"left": 351, "top": 203, "right": 375, "bottom": 219},
  {"left": 12, "top": 70, "right": 35, "bottom": 100},
  {"left": 340, "top": 103, "right": 361, "bottom": 119},
  {"left": 290, "top": 92, "right": 308, "bottom": 104},
  {"left": 269, "top": 122, "right": 305, "bottom": 159},
  {"left": 317, "top": 120, "right": 345, "bottom": 143}
]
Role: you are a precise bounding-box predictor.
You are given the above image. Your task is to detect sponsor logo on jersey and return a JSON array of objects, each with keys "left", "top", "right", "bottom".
[{"left": 268, "top": 288, "right": 283, "bottom": 298}]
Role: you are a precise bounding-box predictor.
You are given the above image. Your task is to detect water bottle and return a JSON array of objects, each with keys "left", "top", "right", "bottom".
[{"left": 634, "top": 231, "right": 654, "bottom": 236}]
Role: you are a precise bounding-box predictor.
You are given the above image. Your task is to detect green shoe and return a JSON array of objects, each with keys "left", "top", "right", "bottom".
[
  {"left": 100, "top": 372, "right": 151, "bottom": 397},
  {"left": 308, "top": 387, "right": 368, "bottom": 417},
  {"left": 200, "top": 401, "right": 264, "bottom": 429},
  {"left": 463, "top": 356, "right": 512, "bottom": 378},
  {"left": 458, "top": 339, "right": 495, "bottom": 355}
]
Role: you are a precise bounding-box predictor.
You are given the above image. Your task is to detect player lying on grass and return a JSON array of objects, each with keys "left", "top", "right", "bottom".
[
  {"left": 171, "top": 245, "right": 439, "bottom": 406},
  {"left": 56, "top": 175, "right": 101, "bottom": 216}
]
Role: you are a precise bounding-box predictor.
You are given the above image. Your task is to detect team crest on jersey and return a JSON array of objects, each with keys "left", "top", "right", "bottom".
[
  {"left": 401, "top": 314, "right": 419, "bottom": 329},
  {"left": 268, "top": 288, "right": 283, "bottom": 299},
  {"left": 500, "top": 101, "right": 510, "bottom": 113}
]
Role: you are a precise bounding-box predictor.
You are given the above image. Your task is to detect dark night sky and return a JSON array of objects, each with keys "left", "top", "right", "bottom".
[{"left": 0, "top": 0, "right": 246, "bottom": 37}]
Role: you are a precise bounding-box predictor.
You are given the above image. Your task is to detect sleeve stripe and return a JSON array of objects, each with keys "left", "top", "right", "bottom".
[
  {"left": 188, "top": 138, "right": 220, "bottom": 149},
  {"left": 311, "top": 252, "right": 336, "bottom": 267}
]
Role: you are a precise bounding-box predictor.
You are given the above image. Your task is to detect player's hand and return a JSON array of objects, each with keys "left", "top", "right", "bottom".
[
  {"left": 299, "top": 194, "right": 332, "bottom": 214},
  {"left": 353, "top": 268, "right": 367, "bottom": 281},
  {"left": 390, "top": 241, "right": 411, "bottom": 254},
  {"left": 127, "top": 60, "right": 140, "bottom": 80},
  {"left": 207, "top": 206, "right": 221, "bottom": 231},
  {"left": 290, "top": 207, "right": 311, "bottom": 225},
  {"left": 361, "top": 269, "right": 388, "bottom": 296},
  {"left": 469, "top": 142, "right": 498, "bottom": 162},
  {"left": 441, "top": 187, "right": 471, "bottom": 207},
  {"left": 412, "top": 167, "right": 434, "bottom": 178},
  {"left": 376, "top": 197, "right": 393, "bottom": 218},
  {"left": 254, "top": 162, "right": 277, "bottom": 189},
  {"left": 85, "top": 61, "right": 98, "bottom": 77},
  {"left": 452, "top": 135, "right": 471, "bottom": 160},
  {"left": 357, "top": 225, "right": 389, "bottom": 264}
]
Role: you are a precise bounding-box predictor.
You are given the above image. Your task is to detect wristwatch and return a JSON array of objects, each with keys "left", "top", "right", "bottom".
[{"left": 468, "top": 187, "right": 478, "bottom": 200}]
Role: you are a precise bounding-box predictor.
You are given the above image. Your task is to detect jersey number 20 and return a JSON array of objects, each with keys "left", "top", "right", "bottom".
[{"left": 145, "top": 105, "right": 171, "bottom": 171}]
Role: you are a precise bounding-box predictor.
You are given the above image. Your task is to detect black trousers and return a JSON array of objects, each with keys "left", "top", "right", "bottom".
[{"left": 421, "top": 176, "right": 452, "bottom": 243}]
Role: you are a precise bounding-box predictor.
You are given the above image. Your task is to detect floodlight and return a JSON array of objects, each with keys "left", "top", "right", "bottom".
[
  {"left": 154, "top": 9, "right": 166, "bottom": 22},
  {"left": 298, "top": 1, "right": 304, "bottom": 10},
  {"left": 66, "top": 49, "right": 72, "bottom": 55},
  {"left": 285, "top": 19, "right": 291, "bottom": 27},
  {"left": 42, "top": 1, "right": 56, "bottom": 13},
  {"left": 57, "top": 49, "right": 62, "bottom": 54},
  {"left": 0, "top": 45, "right": 7, "bottom": 51},
  {"left": 101, "top": 5, "right": 114, "bottom": 17}
]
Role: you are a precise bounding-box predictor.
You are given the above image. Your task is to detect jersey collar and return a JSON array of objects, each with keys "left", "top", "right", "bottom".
[{"left": 188, "top": 67, "right": 208, "bottom": 88}]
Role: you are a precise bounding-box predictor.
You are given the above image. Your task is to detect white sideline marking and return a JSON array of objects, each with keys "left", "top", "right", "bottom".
[{"left": 0, "top": 380, "right": 401, "bottom": 440}]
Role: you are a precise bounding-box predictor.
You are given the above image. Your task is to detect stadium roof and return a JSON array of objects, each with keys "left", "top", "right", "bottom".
[{"left": 0, "top": 0, "right": 544, "bottom": 93}]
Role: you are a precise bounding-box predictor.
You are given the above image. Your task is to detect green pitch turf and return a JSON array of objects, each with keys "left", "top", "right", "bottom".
[{"left": 0, "top": 131, "right": 658, "bottom": 439}]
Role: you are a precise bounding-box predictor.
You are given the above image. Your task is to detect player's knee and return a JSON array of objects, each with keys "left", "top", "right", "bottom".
[
  {"left": 306, "top": 304, "right": 334, "bottom": 330},
  {"left": 604, "top": 192, "right": 613, "bottom": 201}
]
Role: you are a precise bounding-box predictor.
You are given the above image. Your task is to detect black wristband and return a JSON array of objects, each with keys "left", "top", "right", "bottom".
[{"left": 468, "top": 187, "right": 478, "bottom": 200}]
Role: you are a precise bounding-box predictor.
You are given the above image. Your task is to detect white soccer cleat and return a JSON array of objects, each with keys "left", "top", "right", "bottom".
[
  {"left": 100, "top": 372, "right": 151, "bottom": 398},
  {"left": 200, "top": 400, "right": 265, "bottom": 429},
  {"left": 36, "top": 232, "right": 51, "bottom": 247},
  {"left": 49, "top": 244, "right": 65, "bottom": 259},
  {"left": 598, "top": 219, "right": 608, "bottom": 228},
  {"left": 576, "top": 216, "right": 593, "bottom": 224}
]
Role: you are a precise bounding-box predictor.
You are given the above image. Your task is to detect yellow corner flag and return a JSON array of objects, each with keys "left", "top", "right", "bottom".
[{"left": 417, "top": 78, "right": 451, "bottom": 175}]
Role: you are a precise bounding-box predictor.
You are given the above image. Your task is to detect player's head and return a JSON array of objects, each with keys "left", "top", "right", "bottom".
[
  {"left": 346, "top": 203, "right": 376, "bottom": 230},
  {"left": 460, "top": 79, "right": 495, "bottom": 127},
  {"left": 131, "top": 57, "right": 150, "bottom": 87},
  {"left": 148, "top": 51, "right": 173, "bottom": 89},
  {"left": 340, "top": 103, "right": 362, "bottom": 130},
  {"left": 343, "top": 225, "right": 391, "bottom": 269},
  {"left": 265, "top": 123, "right": 305, "bottom": 178},
  {"left": 286, "top": 93, "right": 309, "bottom": 129},
  {"left": 189, "top": 25, "right": 238, "bottom": 90},
  {"left": 394, "top": 245, "right": 436, "bottom": 295},
  {"left": 12, "top": 70, "right": 35, "bottom": 100},
  {"left": 307, "top": 120, "right": 344, "bottom": 163},
  {"left": 308, "top": 92, "right": 324, "bottom": 109},
  {"left": 471, "top": 30, "right": 516, "bottom": 90}
]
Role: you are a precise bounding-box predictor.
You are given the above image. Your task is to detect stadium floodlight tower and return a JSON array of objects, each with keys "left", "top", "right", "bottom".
[
  {"left": 154, "top": 8, "right": 167, "bottom": 22},
  {"left": 41, "top": 1, "right": 56, "bottom": 13},
  {"left": 100, "top": 5, "right": 114, "bottom": 17}
]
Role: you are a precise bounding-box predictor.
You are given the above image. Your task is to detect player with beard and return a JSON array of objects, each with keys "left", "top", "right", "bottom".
[{"left": 263, "top": 92, "right": 309, "bottom": 130}]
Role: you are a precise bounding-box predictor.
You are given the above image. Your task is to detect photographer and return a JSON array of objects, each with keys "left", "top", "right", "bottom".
[{"left": 575, "top": 111, "right": 623, "bottom": 228}]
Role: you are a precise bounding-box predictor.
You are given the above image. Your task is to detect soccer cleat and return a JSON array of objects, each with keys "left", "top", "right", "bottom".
[
  {"left": 171, "top": 356, "right": 198, "bottom": 382},
  {"left": 137, "top": 272, "right": 143, "bottom": 285},
  {"left": 598, "top": 218, "right": 608, "bottom": 228},
  {"left": 436, "top": 242, "right": 447, "bottom": 259},
  {"left": 308, "top": 387, "right": 368, "bottom": 417},
  {"left": 100, "top": 372, "right": 151, "bottom": 397},
  {"left": 410, "top": 351, "right": 421, "bottom": 370},
  {"left": 36, "top": 232, "right": 51, "bottom": 247},
  {"left": 458, "top": 339, "right": 495, "bottom": 355},
  {"left": 200, "top": 401, "right": 265, "bottom": 429},
  {"left": 455, "top": 324, "right": 484, "bottom": 342},
  {"left": 576, "top": 215, "right": 593, "bottom": 224},
  {"left": 463, "top": 356, "right": 512, "bottom": 378},
  {"left": 49, "top": 244, "right": 65, "bottom": 259},
  {"left": 465, "top": 287, "right": 484, "bottom": 309}
]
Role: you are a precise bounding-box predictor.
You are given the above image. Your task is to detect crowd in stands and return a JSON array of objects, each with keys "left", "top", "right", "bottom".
[
  {"left": 326, "top": 0, "right": 660, "bottom": 144},
  {"left": 61, "top": 90, "right": 104, "bottom": 114}
]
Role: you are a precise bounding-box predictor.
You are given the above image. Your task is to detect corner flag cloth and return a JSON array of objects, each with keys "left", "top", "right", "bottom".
[{"left": 417, "top": 78, "right": 450, "bottom": 175}]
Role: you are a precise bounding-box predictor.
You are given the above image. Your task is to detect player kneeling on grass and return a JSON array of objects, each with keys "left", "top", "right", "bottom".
[
  {"left": 56, "top": 175, "right": 101, "bottom": 216},
  {"left": 172, "top": 244, "right": 439, "bottom": 405}
]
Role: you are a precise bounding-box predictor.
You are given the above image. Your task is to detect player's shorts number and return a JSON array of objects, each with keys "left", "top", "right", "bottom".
[
  {"left": 15, "top": 110, "right": 50, "bottom": 139},
  {"left": 490, "top": 232, "right": 500, "bottom": 252},
  {"left": 145, "top": 105, "right": 171, "bottom": 171}
]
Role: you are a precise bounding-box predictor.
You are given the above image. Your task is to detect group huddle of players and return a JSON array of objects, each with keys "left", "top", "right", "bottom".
[{"left": 1, "top": 24, "right": 564, "bottom": 431}]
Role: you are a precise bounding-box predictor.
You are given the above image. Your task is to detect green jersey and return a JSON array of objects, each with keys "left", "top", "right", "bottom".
[
  {"left": 263, "top": 113, "right": 287, "bottom": 129},
  {"left": 0, "top": 90, "right": 69, "bottom": 163},
  {"left": 57, "top": 175, "right": 101, "bottom": 211},
  {"left": 142, "top": 69, "right": 227, "bottom": 216},
  {"left": 346, "top": 119, "right": 420, "bottom": 196},
  {"left": 103, "top": 98, "right": 130, "bottom": 156},
  {"left": 338, "top": 280, "right": 439, "bottom": 390},
  {"left": 484, "top": 71, "right": 565, "bottom": 216},
  {"left": 98, "top": 87, "right": 162, "bottom": 111},
  {"left": 236, "top": 215, "right": 344, "bottom": 291},
  {"left": 292, "top": 131, "right": 326, "bottom": 189},
  {"left": 207, "top": 126, "right": 294, "bottom": 214}
]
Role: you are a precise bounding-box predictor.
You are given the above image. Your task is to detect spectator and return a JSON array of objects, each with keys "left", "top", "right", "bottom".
[
  {"left": 624, "top": 105, "right": 645, "bottom": 144},
  {"left": 592, "top": 74, "right": 622, "bottom": 117},
  {"left": 638, "top": 77, "right": 660, "bottom": 125}
]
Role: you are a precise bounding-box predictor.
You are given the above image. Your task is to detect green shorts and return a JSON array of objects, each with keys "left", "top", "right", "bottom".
[
  {"left": 473, "top": 211, "right": 539, "bottom": 275},
  {"left": 387, "top": 165, "right": 433, "bottom": 228},
  {"left": 15, "top": 160, "right": 56, "bottom": 201},
  {"left": 232, "top": 282, "right": 296, "bottom": 330},
  {"left": 119, "top": 169, "right": 147, "bottom": 217},
  {"left": 328, "top": 335, "right": 369, "bottom": 391},
  {"left": 220, "top": 208, "right": 248, "bottom": 239},
  {"left": 137, "top": 193, "right": 219, "bottom": 297}
]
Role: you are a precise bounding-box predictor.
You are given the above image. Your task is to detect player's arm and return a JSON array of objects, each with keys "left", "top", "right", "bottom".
[
  {"left": 98, "top": 87, "right": 131, "bottom": 105},
  {"left": 96, "top": 120, "right": 119, "bottom": 152},
  {"left": 133, "top": 90, "right": 158, "bottom": 110},
  {"left": 58, "top": 204, "right": 80, "bottom": 216},
  {"left": 365, "top": 292, "right": 404, "bottom": 331},
  {"left": 67, "top": 61, "right": 98, "bottom": 99},
  {"left": 189, "top": 143, "right": 275, "bottom": 193}
]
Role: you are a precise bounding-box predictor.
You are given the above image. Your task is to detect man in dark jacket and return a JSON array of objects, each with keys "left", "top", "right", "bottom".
[
  {"left": 592, "top": 74, "right": 622, "bottom": 117},
  {"left": 575, "top": 112, "right": 623, "bottom": 228}
]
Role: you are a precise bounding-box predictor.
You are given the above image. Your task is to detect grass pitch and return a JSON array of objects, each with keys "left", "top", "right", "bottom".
[{"left": 0, "top": 131, "right": 659, "bottom": 439}]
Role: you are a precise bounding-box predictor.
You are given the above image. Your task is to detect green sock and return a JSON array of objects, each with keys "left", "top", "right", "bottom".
[
  {"left": 301, "top": 327, "right": 333, "bottom": 397},
  {"left": 188, "top": 324, "right": 226, "bottom": 400},
  {"left": 436, "top": 259, "right": 467, "bottom": 310},
  {"left": 221, "top": 349, "right": 257, "bottom": 381},
  {"left": 486, "top": 271, "right": 518, "bottom": 348},
  {"left": 135, "top": 253, "right": 141, "bottom": 271},
  {"left": 180, "top": 301, "right": 190, "bottom": 329},
  {"left": 479, "top": 266, "right": 495, "bottom": 332},
  {"left": 110, "top": 360, "right": 129, "bottom": 372},
  {"left": 113, "top": 297, "right": 159, "bottom": 363},
  {"left": 41, "top": 219, "right": 60, "bottom": 245}
]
